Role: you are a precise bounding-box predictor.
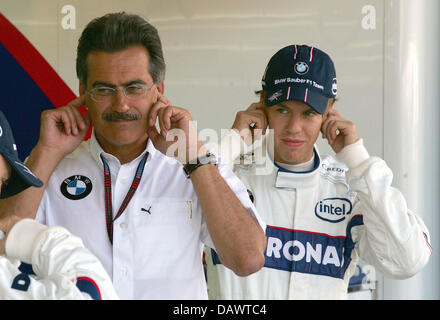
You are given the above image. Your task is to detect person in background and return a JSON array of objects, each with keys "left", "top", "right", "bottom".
[
  {"left": 205, "top": 44, "right": 432, "bottom": 299},
  {"left": 0, "top": 110, "right": 118, "bottom": 299}
]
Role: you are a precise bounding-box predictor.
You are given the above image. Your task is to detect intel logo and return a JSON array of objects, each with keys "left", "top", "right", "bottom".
[{"left": 315, "top": 198, "right": 352, "bottom": 223}]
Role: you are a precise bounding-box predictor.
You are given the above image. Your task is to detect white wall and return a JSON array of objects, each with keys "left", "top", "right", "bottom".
[
  {"left": 1, "top": 0, "right": 385, "bottom": 157},
  {"left": 1, "top": 0, "right": 438, "bottom": 299},
  {"left": 382, "top": 0, "right": 440, "bottom": 300}
]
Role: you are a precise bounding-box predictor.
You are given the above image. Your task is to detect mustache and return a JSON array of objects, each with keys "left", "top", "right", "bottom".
[{"left": 102, "top": 112, "right": 140, "bottom": 121}]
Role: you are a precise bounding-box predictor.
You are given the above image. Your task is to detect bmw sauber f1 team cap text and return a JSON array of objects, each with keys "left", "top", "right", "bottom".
[
  {"left": 0, "top": 110, "right": 43, "bottom": 199},
  {"left": 262, "top": 44, "right": 337, "bottom": 114}
]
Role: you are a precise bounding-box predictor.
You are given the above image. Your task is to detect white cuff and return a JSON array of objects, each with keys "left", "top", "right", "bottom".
[
  {"left": 335, "top": 138, "right": 370, "bottom": 169},
  {"left": 5, "top": 219, "right": 49, "bottom": 264}
]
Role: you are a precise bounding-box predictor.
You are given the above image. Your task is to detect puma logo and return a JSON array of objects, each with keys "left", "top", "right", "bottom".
[{"left": 141, "top": 206, "right": 152, "bottom": 214}]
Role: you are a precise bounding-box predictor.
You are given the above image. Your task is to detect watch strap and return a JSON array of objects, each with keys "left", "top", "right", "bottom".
[{"left": 183, "top": 152, "right": 217, "bottom": 178}]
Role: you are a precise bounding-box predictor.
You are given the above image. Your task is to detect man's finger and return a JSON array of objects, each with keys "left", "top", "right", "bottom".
[
  {"left": 65, "top": 107, "right": 80, "bottom": 135},
  {"left": 147, "top": 125, "right": 168, "bottom": 154},
  {"left": 321, "top": 113, "right": 340, "bottom": 139},
  {"left": 162, "top": 106, "right": 175, "bottom": 132},
  {"left": 157, "top": 92, "right": 170, "bottom": 105},
  {"left": 250, "top": 116, "right": 266, "bottom": 131},
  {"left": 158, "top": 107, "right": 169, "bottom": 138},
  {"left": 323, "top": 118, "right": 337, "bottom": 141},
  {"left": 326, "top": 121, "right": 337, "bottom": 142},
  {"left": 68, "top": 105, "right": 88, "bottom": 133},
  {"left": 68, "top": 95, "right": 86, "bottom": 109},
  {"left": 321, "top": 117, "right": 330, "bottom": 139},
  {"left": 147, "top": 125, "right": 160, "bottom": 142},
  {"left": 327, "top": 120, "right": 345, "bottom": 143},
  {"left": 148, "top": 97, "right": 169, "bottom": 127},
  {"left": 149, "top": 103, "right": 163, "bottom": 127},
  {"left": 82, "top": 110, "right": 92, "bottom": 129},
  {"left": 56, "top": 109, "right": 74, "bottom": 135},
  {"left": 246, "top": 102, "right": 263, "bottom": 111}
]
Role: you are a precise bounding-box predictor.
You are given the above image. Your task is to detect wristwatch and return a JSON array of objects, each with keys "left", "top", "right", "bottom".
[{"left": 183, "top": 151, "right": 217, "bottom": 178}]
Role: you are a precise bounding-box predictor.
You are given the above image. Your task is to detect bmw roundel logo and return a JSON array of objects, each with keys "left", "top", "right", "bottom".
[
  {"left": 294, "top": 62, "right": 309, "bottom": 75},
  {"left": 60, "top": 175, "right": 93, "bottom": 200}
]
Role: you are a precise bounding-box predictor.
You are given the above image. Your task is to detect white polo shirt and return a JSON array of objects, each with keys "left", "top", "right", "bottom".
[{"left": 36, "top": 131, "right": 264, "bottom": 299}]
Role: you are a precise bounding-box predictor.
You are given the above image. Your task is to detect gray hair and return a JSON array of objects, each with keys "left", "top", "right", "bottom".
[{"left": 76, "top": 12, "right": 166, "bottom": 86}]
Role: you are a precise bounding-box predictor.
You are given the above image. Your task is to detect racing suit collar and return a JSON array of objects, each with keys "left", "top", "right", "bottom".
[{"left": 274, "top": 147, "right": 321, "bottom": 189}]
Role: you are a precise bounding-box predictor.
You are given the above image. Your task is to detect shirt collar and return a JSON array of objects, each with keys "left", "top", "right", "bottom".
[{"left": 90, "top": 129, "right": 156, "bottom": 170}]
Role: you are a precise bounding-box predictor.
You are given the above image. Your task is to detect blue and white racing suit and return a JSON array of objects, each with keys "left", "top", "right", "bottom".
[
  {"left": 205, "top": 132, "right": 431, "bottom": 299},
  {"left": 0, "top": 219, "right": 118, "bottom": 299}
]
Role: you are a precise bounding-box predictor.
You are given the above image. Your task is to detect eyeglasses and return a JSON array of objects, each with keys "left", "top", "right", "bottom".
[{"left": 87, "top": 83, "right": 154, "bottom": 102}]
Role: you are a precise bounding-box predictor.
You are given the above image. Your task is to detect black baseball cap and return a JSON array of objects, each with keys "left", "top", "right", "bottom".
[
  {"left": 262, "top": 44, "right": 337, "bottom": 114},
  {"left": 0, "top": 110, "right": 43, "bottom": 199}
]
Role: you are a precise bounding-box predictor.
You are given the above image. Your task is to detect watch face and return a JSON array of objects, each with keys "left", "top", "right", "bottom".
[
  {"left": 183, "top": 152, "right": 217, "bottom": 178},
  {"left": 200, "top": 153, "right": 217, "bottom": 165}
]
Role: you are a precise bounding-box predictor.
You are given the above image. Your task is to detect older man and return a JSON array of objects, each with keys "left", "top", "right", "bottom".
[{"left": 0, "top": 12, "right": 266, "bottom": 299}]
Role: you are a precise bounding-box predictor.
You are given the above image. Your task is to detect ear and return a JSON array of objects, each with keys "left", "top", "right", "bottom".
[
  {"left": 259, "top": 91, "right": 269, "bottom": 117},
  {"left": 156, "top": 81, "right": 165, "bottom": 95},
  {"left": 151, "top": 81, "right": 165, "bottom": 104},
  {"left": 322, "top": 98, "right": 335, "bottom": 117},
  {"left": 0, "top": 154, "right": 12, "bottom": 183}
]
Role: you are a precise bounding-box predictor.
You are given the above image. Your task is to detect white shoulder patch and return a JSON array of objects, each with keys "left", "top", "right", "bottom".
[{"left": 319, "top": 155, "right": 349, "bottom": 185}]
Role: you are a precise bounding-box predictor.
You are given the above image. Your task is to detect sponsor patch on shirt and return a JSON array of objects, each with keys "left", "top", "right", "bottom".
[
  {"left": 211, "top": 216, "right": 364, "bottom": 280},
  {"left": 265, "top": 226, "right": 348, "bottom": 279},
  {"left": 60, "top": 175, "right": 93, "bottom": 200},
  {"left": 314, "top": 197, "right": 353, "bottom": 223}
]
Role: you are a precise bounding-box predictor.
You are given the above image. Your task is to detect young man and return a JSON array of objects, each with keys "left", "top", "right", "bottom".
[
  {"left": 205, "top": 44, "right": 432, "bottom": 299},
  {"left": 0, "top": 12, "right": 266, "bottom": 299},
  {"left": 0, "top": 110, "right": 118, "bottom": 299}
]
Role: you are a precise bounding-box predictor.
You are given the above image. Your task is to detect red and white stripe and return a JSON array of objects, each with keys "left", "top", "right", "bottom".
[
  {"left": 286, "top": 87, "right": 291, "bottom": 100},
  {"left": 293, "top": 45, "right": 298, "bottom": 60},
  {"left": 309, "top": 47, "right": 314, "bottom": 62},
  {"left": 423, "top": 232, "right": 432, "bottom": 255},
  {"left": 304, "top": 88, "right": 309, "bottom": 102}
]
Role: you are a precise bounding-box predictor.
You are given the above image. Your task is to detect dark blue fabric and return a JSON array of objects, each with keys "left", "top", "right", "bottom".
[
  {"left": 0, "top": 42, "right": 54, "bottom": 160},
  {"left": 76, "top": 278, "right": 102, "bottom": 300},
  {"left": 18, "top": 262, "right": 36, "bottom": 275}
]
